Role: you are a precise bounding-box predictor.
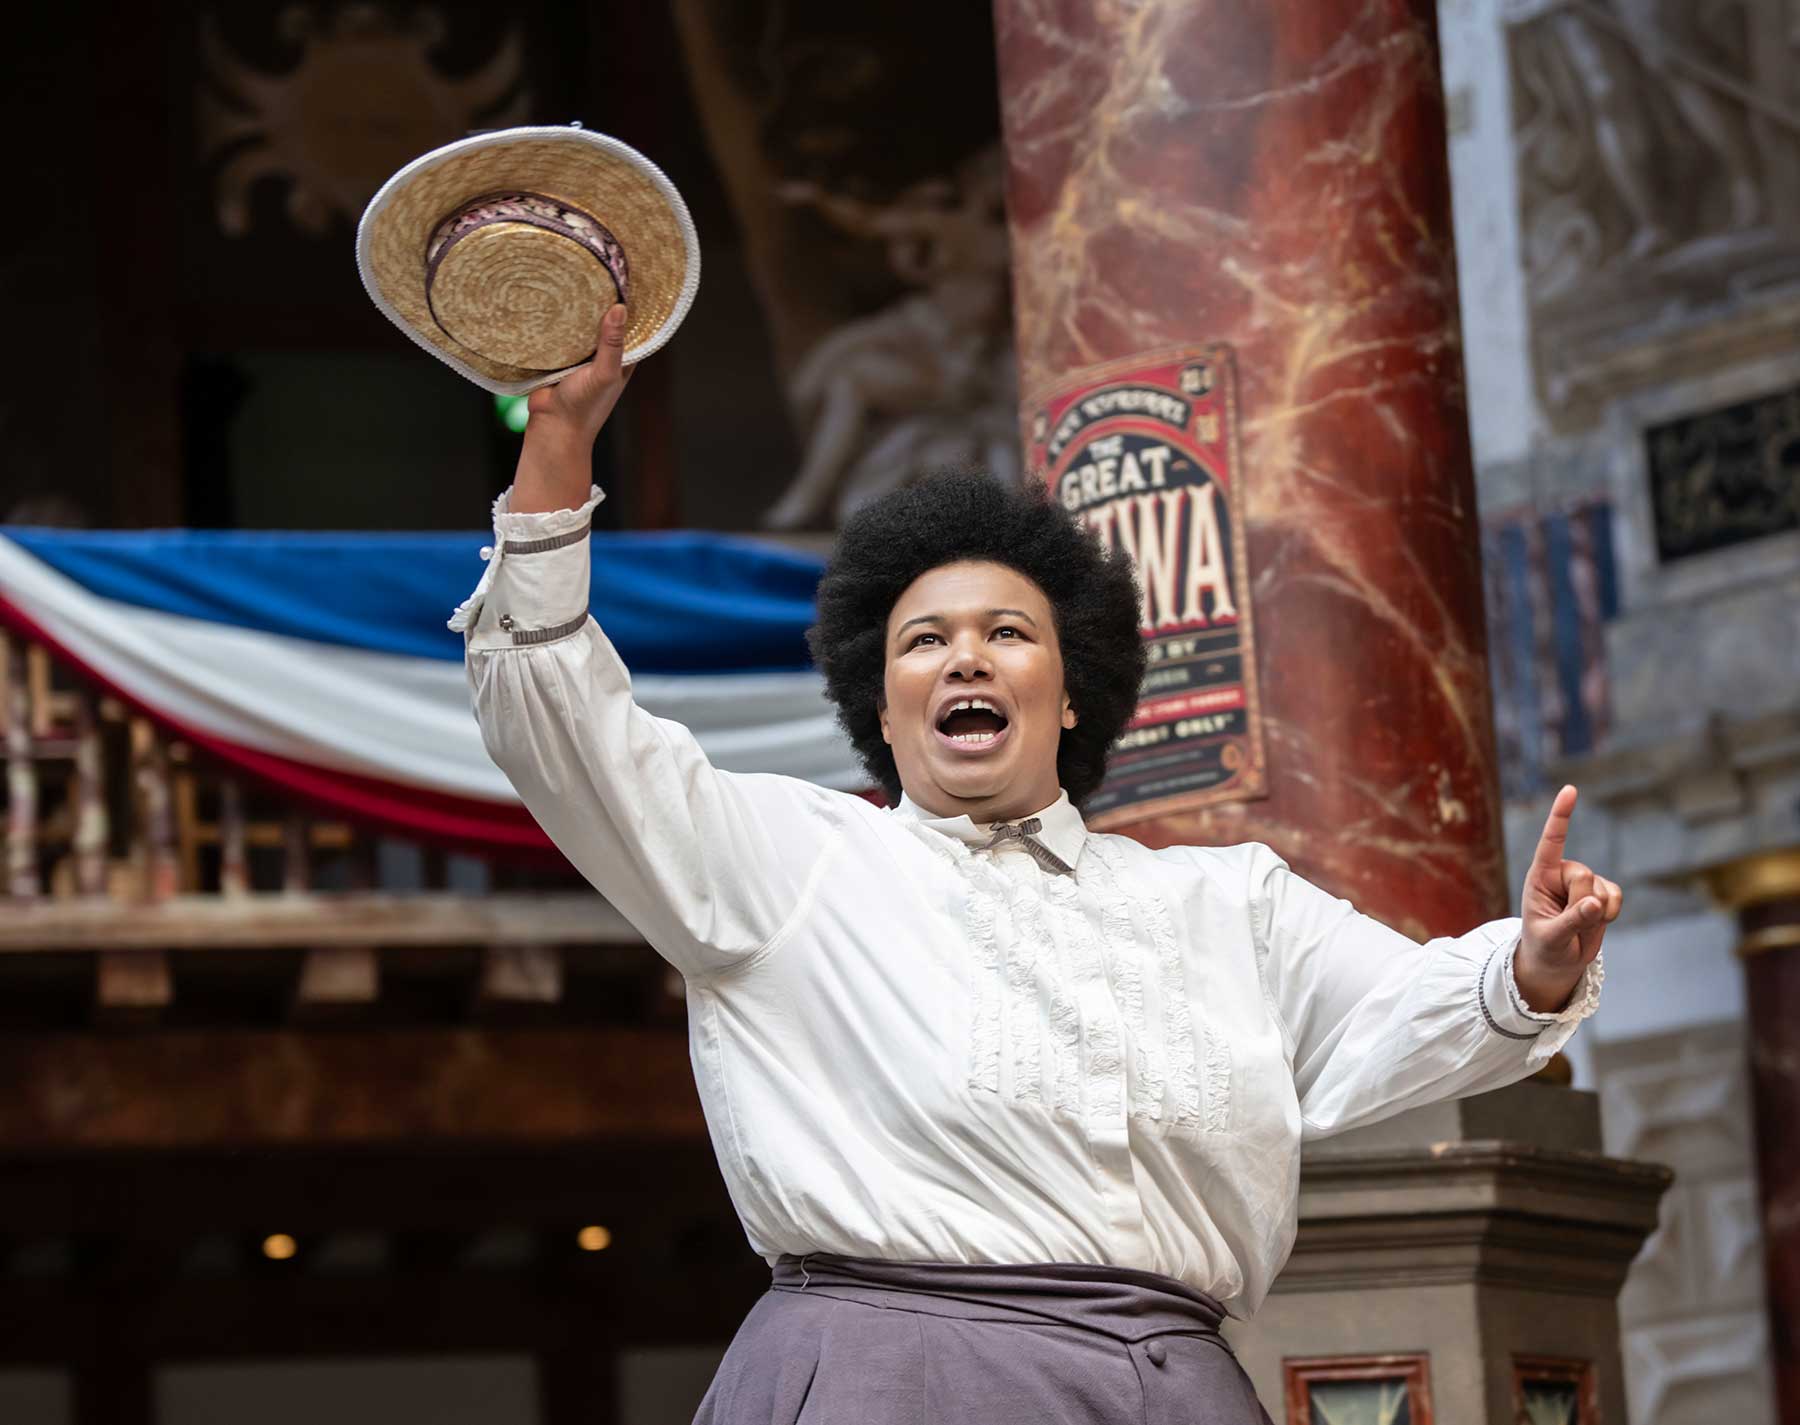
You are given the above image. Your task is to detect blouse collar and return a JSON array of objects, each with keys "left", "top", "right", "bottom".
[{"left": 892, "top": 789, "right": 1088, "bottom": 871}]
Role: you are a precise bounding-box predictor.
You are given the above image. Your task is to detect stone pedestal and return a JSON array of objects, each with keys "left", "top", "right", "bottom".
[
  {"left": 1708, "top": 850, "right": 1800, "bottom": 1425},
  {"left": 994, "top": 0, "right": 1505, "bottom": 934},
  {"left": 1225, "top": 1080, "right": 1671, "bottom": 1423}
]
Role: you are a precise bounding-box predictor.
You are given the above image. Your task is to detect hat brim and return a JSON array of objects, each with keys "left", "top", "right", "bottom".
[{"left": 357, "top": 126, "right": 701, "bottom": 395}]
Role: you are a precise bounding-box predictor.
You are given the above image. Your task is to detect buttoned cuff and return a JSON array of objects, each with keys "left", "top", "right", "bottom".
[
  {"left": 1477, "top": 927, "right": 1603, "bottom": 1055},
  {"left": 452, "top": 484, "right": 605, "bottom": 651}
]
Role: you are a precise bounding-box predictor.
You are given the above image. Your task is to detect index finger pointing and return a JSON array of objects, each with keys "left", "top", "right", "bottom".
[{"left": 1531, "top": 784, "right": 1579, "bottom": 875}]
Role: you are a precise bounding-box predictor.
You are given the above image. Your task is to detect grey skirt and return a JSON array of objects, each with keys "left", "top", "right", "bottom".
[{"left": 693, "top": 1254, "right": 1273, "bottom": 1425}]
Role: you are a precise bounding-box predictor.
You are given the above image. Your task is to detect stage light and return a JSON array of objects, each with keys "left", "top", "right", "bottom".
[
  {"left": 262, "top": 1233, "right": 298, "bottom": 1261},
  {"left": 576, "top": 1225, "right": 612, "bottom": 1252},
  {"left": 495, "top": 393, "right": 530, "bottom": 434}
]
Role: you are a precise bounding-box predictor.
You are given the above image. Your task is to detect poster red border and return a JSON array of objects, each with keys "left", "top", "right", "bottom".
[{"left": 1022, "top": 343, "right": 1267, "bottom": 828}]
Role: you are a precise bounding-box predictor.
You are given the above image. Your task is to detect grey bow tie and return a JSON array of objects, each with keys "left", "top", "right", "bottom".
[{"left": 979, "top": 817, "right": 1074, "bottom": 876}]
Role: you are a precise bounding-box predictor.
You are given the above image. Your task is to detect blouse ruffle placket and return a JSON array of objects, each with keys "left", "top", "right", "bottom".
[{"left": 913, "top": 826, "right": 1147, "bottom": 1259}]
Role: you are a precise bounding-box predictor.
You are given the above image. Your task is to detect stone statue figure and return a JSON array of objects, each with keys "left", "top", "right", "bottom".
[
  {"left": 1506, "top": 0, "right": 1798, "bottom": 421},
  {"left": 762, "top": 149, "right": 1020, "bottom": 531}
]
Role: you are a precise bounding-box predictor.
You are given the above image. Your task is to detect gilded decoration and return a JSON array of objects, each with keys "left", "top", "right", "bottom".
[
  {"left": 197, "top": 5, "right": 530, "bottom": 237},
  {"left": 1645, "top": 382, "right": 1800, "bottom": 561},
  {"left": 1704, "top": 848, "right": 1800, "bottom": 911}
]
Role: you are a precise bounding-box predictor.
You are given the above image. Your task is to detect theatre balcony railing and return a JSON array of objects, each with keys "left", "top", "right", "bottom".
[{"left": 0, "top": 630, "right": 670, "bottom": 1026}]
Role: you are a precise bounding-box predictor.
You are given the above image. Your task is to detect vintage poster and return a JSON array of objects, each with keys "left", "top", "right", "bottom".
[{"left": 1022, "top": 345, "right": 1265, "bottom": 827}]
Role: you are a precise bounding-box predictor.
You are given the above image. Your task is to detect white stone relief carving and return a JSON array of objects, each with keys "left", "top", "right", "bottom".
[
  {"left": 1599, "top": 1048, "right": 1753, "bottom": 1171},
  {"left": 1594, "top": 1023, "right": 1774, "bottom": 1425},
  {"left": 1615, "top": 1172, "right": 1769, "bottom": 1324},
  {"left": 1503, "top": 0, "right": 1800, "bottom": 424},
  {"left": 763, "top": 148, "right": 1019, "bottom": 530},
  {"left": 1693, "top": 1176, "right": 1766, "bottom": 1310},
  {"left": 1617, "top": 1185, "right": 1692, "bottom": 1325},
  {"left": 1622, "top": 1312, "right": 1775, "bottom": 1425}
]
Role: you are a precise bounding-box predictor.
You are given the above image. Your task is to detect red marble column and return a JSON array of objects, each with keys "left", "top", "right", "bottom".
[
  {"left": 1714, "top": 853, "right": 1800, "bottom": 1425},
  {"left": 994, "top": 0, "right": 1506, "bottom": 936}
]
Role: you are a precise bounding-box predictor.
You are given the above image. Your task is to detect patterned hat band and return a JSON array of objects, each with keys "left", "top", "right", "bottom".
[{"left": 423, "top": 191, "right": 630, "bottom": 331}]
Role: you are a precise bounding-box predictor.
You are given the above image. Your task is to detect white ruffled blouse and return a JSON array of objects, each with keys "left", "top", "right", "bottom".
[{"left": 459, "top": 485, "right": 1601, "bottom": 1318}]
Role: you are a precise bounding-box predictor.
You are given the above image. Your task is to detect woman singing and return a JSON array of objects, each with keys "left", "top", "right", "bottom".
[{"left": 458, "top": 305, "right": 1616, "bottom": 1424}]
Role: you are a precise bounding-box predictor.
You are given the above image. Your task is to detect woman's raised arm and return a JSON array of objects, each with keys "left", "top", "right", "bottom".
[
  {"left": 510, "top": 304, "right": 636, "bottom": 514},
  {"left": 458, "top": 305, "right": 851, "bottom": 981}
]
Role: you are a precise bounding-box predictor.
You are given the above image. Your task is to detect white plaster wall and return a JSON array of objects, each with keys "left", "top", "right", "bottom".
[{"left": 1437, "top": 0, "right": 1547, "bottom": 467}]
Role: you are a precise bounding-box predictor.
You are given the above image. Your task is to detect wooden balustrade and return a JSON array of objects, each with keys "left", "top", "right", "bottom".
[{"left": 0, "top": 631, "right": 655, "bottom": 1021}]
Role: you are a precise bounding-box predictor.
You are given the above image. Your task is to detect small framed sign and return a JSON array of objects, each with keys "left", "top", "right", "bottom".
[
  {"left": 1023, "top": 345, "right": 1266, "bottom": 828},
  {"left": 1646, "top": 384, "right": 1800, "bottom": 562},
  {"left": 1282, "top": 1353, "right": 1433, "bottom": 1425},
  {"left": 1512, "top": 1354, "right": 1598, "bottom": 1425}
]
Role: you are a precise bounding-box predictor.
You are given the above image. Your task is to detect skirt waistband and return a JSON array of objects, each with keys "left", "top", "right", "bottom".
[{"left": 770, "top": 1253, "right": 1227, "bottom": 1344}]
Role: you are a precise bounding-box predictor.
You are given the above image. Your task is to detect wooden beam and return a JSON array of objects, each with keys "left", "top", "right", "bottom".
[
  {"left": 4, "top": 632, "right": 41, "bottom": 899},
  {"left": 0, "top": 892, "right": 642, "bottom": 953},
  {"left": 293, "top": 946, "right": 380, "bottom": 1012},
  {"left": 190, "top": 821, "right": 357, "bottom": 850},
  {"left": 541, "top": 1338, "right": 620, "bottom": 1425},
  {"left": 0, "top": 1265, "right": 764, "bottom": 1364},
  {"left": 0, "top": 1143, "right": 732, "bottom": 1237},
  {"left": 218, "top": 778, "right": 248, "bottom": 896},
  {"left": 72, "top": 690, "right": 108, "bottom": 896},
  {"left": 94, "top": 950, "right": 173, "bottom": 1024},
  {"left": 94, "top": 0, "right": 180, "bottom": 527},
  {"left": 72, "top": 1335, "right": 151, "bottom": 1425},
  {"left": 282, "top": 813, "right": 310, "bottom": 892},
  {"left": 0, "top": 1026, "right": 704, "bottom": 1150},
  {"left": 129, "top": 718, "right": 179, "bottom": 900},
  {"left": 0, "top": 1142, "right": 764, "bottom": 1371},
  {"left": 478, "top": 944, "right": 563, "bottom": 1004}
]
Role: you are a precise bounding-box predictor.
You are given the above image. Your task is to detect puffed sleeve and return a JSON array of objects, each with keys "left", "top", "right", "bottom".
[
  {"left": 1243, "top": 842, "right": 1602, "bottom": 1140},
  {"left": 459, "top": 485, "right": 851, "bottom": 980}
]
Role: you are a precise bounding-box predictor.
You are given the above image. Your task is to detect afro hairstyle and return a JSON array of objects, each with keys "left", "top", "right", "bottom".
[{"left": 808, "top": 471, "right": 1146, "bottom": 807}]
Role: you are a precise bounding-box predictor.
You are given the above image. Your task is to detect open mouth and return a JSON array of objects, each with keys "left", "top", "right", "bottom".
[{"left": 935, "top": 697, "right": 1011, "bottom": 749}]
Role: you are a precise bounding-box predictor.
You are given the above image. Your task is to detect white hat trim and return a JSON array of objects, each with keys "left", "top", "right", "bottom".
[{"left": 354, "top": 124, "right": 702, "bottom": 396}]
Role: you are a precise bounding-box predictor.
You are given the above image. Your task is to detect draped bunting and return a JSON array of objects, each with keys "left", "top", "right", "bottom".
[{"left": 0, "top": 528, "right": 859, "bottom": 855}]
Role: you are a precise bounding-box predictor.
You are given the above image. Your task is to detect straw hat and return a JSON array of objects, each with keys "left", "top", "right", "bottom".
[{"left": 357, "top": 123, "right": 700, "bottom": 394}]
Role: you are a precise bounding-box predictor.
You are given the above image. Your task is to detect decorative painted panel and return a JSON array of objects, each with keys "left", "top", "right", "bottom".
[
  {"left": 1284, "top": 1354, "right": 1432, "bottom": 1425},
  {"left": 1514, "top": 1354, "right": 1599, "bottom": 1425}
]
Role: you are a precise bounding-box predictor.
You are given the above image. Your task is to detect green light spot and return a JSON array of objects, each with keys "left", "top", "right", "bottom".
[{"left": 495, "top": 394, "right": 530, "bottom": 434}]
